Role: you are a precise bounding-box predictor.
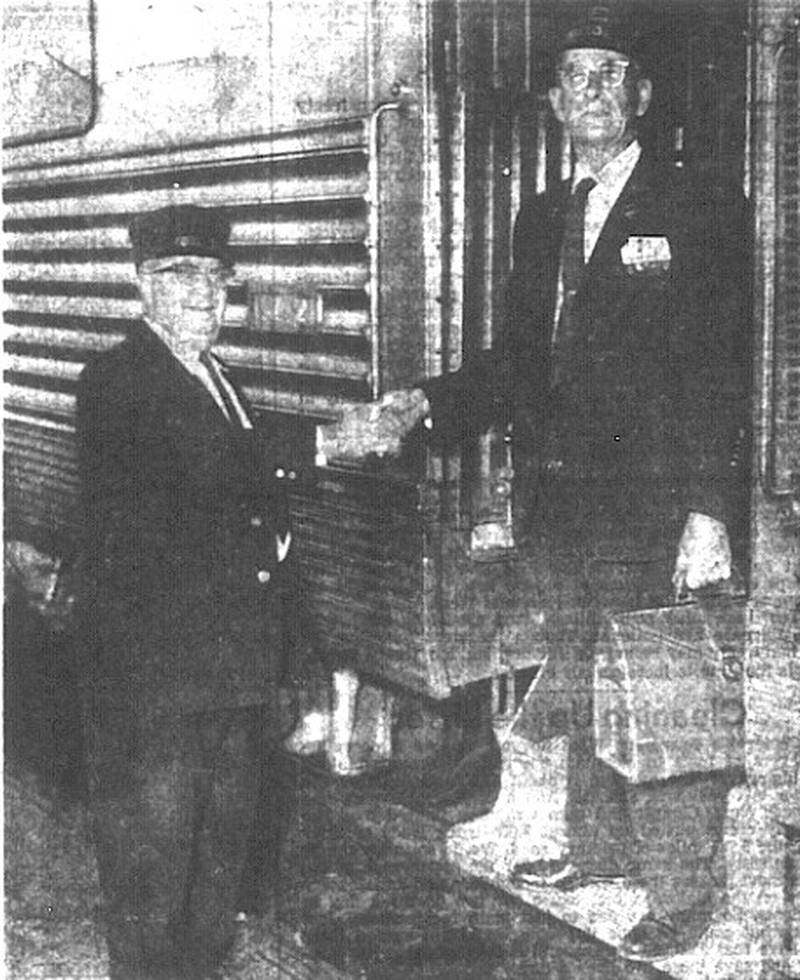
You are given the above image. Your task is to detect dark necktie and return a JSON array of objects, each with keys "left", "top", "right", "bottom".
[
  {"left": 552, "top": 176, "right": 596, "bottom": 386},
  {"left": 199, "top": 350, "right": 240, "bottom": 424}
]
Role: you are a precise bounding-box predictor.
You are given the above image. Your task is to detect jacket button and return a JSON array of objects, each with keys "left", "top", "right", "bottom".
[
  {"left": 256, "top": 569, "right": 271, "bottom": 584},
  {"left": 275, "top": 468, "right": 286, "bottom": 479}
]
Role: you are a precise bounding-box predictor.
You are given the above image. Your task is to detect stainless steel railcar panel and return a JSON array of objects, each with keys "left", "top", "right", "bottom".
[
  {"left": 3, "top": 123, "right": 376, "bottom": 424},
  {"left": 3, "top": 116, "right": 453, "bottom": 696}
]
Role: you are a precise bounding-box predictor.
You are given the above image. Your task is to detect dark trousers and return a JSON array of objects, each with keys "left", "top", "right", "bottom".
[
  {"left": 515, "top": 500, "right": 734, "bottom": 919},
  {"left": 566, "top": 710, "right": 732, "bottom": 917},
  {"left": 84, "top": 702, "right": 289, "bottom": 979}
]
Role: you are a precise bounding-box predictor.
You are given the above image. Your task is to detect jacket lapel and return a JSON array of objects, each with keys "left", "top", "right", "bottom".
[
  {"left": 542, "top": 165, "right": 651, "bottom": 310},
  {"left": 132, "top": 324, "right": 249, "bottom": 433},
  {"left": 584, "top": 155, "right": 655, "bottom": 280},
  {"left": 214, "top": 357, "right": 253, "bottom": 427},
  {"left": 130, "top": 324, "right": 251, "bottom": 492},
  {"left": 539, "top": 180, "right": 572, "bottom": 323}
]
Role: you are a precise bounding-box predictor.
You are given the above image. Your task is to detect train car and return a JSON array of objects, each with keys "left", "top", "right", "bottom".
[{"left": 3, "top": 0, "right": 799, "bottom": 975}]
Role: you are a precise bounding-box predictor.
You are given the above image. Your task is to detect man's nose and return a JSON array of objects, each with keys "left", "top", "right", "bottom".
[
  {"left": 190, "top": 275, "right": 216, "bottom": 302},
  {"left": 584, "top": 73, "right": 602, "bottom": 97}
]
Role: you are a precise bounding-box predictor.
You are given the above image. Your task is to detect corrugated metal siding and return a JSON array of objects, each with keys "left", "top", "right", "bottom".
[
  {"left": 3, "top": 121, "right": 376, "bottom": 543},
  {"left": 4, "top": 414, "right": 80, "bottom": 551},
  {"left": 3, "top": 120, "right": 442, "bottom": 695},
  {"left": 291, "top": 469, "right": 442, "bottom": 694}
]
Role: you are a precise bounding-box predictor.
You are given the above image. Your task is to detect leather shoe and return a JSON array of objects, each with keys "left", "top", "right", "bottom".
[
  {"left": 511, "top": 856, "right": 624, "bottom": 891},
  {"left": 618, "top": 904, "right": 712, "bottom": 961}
]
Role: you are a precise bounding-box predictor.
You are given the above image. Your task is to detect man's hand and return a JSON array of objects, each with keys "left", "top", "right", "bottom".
[
  {"left": 672, "top": 511, "right": 732, "bottom": 600},
  {"left": 316, "top": 388, "right": 430, "bottom": 463}
]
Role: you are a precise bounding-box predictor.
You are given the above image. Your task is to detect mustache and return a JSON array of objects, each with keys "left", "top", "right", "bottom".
[
  {"left": 571, "top": 104, "right": 624, "bottom": 126},
  {"left": 573, "top": 101, "right": 619, "bottom": 117}
]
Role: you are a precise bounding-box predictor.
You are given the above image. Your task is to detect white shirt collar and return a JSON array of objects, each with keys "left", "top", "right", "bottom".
[
  {"left": 143, "top": 316, "right": 210, "bottom": 368},
  {"left": 143, "top": 317, "right": 252, "bottom": 427},
  {"left": 573, "top": 138, "right": 641, "bottom": 193}
]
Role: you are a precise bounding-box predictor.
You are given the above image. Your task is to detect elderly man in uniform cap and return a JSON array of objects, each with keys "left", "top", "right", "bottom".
[
  {"left": 373, "top": 10, "right": 751, "bottom": 961},
  {"left": 76, "top": 204, "right": 425, "bottom": 979}
]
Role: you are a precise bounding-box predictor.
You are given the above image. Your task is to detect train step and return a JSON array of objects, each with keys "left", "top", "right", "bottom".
[{"left": 444, "top": 732, "right": 766, "bottom": 980}]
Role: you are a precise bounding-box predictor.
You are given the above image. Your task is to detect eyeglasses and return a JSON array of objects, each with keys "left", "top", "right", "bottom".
[
  {"left": 150, "top": 263, "right": 233, "bottom": 285},
  {"left": 558, "top": 60, "right": 630, "bottom": 92}
]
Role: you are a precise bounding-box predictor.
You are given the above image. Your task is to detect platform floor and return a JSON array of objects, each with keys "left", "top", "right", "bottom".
[
  {"left": 7, "top": 752, "right": 675, "bottom": 980},
  {"left": 3, "top": 594, "right": 774, "bottom": 979}
]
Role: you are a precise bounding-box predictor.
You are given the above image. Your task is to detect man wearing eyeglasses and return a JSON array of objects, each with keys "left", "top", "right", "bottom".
[
  {"left": 369, "top": 12, "right": 750, "bottom": 963},
  {"left": 75, "top": 204, "right": 338, "bottom": 978}
]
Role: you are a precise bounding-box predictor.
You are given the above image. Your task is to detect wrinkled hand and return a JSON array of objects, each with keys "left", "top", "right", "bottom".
[
  {"left": 317, "top": 388, "right": 429, "bottom": 462},
  {"left": 672, "top": 511, "right": 732, "bottom": 601}
]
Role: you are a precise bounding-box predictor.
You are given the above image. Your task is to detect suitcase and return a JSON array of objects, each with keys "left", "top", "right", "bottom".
[{"left": 593, "top": 596, "right": 746, "bottom": 782}]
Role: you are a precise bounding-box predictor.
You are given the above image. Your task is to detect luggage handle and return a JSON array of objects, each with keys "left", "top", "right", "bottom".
[{"left": 673, "top": 564, "right": 747, "bottom": 606}]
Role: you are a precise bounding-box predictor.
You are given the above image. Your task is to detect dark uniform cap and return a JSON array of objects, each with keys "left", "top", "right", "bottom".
[
  {"left": 129, "top": 205, "right": 232, "bottom": 269},
  {"left": 557, "top": 8, "right": 638, "bottom": 63}
]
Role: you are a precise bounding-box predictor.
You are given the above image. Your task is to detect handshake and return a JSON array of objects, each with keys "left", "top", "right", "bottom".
[{"left": 316, "top": 387, "right": 430, "bottom": 464}]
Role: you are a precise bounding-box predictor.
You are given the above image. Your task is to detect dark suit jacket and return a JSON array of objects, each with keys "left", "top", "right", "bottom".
[
  {"left": 76, "top": 323, "right": 314, "bottom": 721},
  {"left": 426, "top": 154, "right": 752, "bottom": 562}
]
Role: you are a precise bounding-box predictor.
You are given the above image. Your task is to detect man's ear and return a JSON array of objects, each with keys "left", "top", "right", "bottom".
[
  {"left": 548, "top": 85, "right": 566, "bottom": 123},
  {"left": 635, "top": 77, "right": 653, "bottom": 118}
]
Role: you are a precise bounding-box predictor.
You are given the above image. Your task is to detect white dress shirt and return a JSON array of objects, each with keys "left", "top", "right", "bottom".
[
  {"left": 574, "top": 138, "right": 642, "bottom": 261},
  {"left": 552, "top": 139, "right": 642, "bottom": 335}
]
